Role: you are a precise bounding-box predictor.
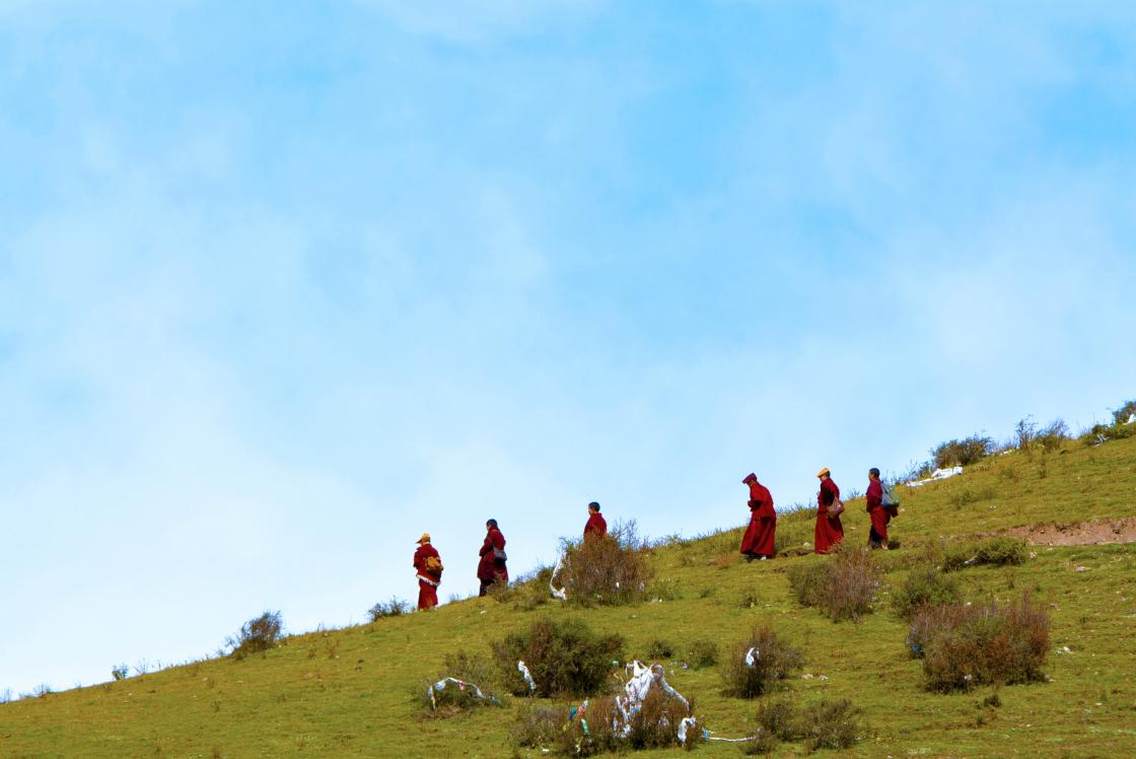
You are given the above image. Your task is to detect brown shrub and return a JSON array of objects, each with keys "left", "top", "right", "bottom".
[
  {"left": 787, "top": 547, "right": 882, "bottom": 621},
  {"left": 910, "top": 595, "right": 1050, "bottom": 691},
  {"left": 721, "top": 626, "right": 804, "bottom": 698},
  {"left": 226, "top": 611, "right": 283, "bottom": 660},
  {"left": 562, "top": 689, "right": 695, "bottom": 754},
  {"left": 798, "top": 699, "right": 866, "bottom": 751},
  {"left": 512, "top": 704, "right": 566, "bottom": 750},
  {"left": 751, "top": 697, "right": 866, "bottom": 753},
  {"left": 559, "top": 522, "right": 653, "bottom": 607}
]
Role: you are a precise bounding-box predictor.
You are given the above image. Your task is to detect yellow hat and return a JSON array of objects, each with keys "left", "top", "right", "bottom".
[
  {"left": 816, "top": 467, "right": 830, "bottom": 478},
  {"left": 417, "top": 532, "right": 431, "bottom": 544}
]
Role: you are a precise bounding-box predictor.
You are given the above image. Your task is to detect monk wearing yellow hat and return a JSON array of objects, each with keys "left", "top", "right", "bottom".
[
  {"left": 412, "top": 533, "right": 444, "bottom": 610},
  {"left": 814, "top": 467, "right": 845, "bottom": 554}
]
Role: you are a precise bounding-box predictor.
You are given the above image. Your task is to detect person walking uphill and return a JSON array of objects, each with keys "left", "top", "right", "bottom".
[
  {"left": 477, "top": 519, "right": 508, "bottom": 596},
  {"left": 584, "top": 501, "right": 608, "bottom": 541},
  {"left": 413, "top": 533, "right": 443, "bottom": 610},
  {"left": 739, "top": 473, "right": 776, "bottom": 560},
  {"left": 866, "top": 468, "right": 891, "bottom": 549},
  {"left": 814, "top": 467, "right": 845, "bottom": 554}
]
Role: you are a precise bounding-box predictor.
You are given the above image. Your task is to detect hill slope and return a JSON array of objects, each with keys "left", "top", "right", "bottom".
[{"left": 3, "top": 437, "right": 1136, "bottom": 758}]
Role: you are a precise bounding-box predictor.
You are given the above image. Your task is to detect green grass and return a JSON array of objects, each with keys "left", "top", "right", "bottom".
[{"left": 3, "top": 437, "right": 1136, "bottom": 757}]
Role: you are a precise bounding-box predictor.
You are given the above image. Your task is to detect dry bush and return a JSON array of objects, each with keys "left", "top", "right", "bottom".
[
  {"left": 512, "top": 704, "right": 566, "bottom": 749},
  {"left": 559, "top": 521, "right": 653, "bottom": 607},
  {"left": 932, "top": 435, "right": 993, "bottom": 468},
  {"left": 419, "top": 651, "right": 504, "bottom": 716},
  {"left": 367, "top": 598, "right": 410, "bottom": 621},
  {"left": 562, "top": 690, "right": 695, "bottom": 755},
  {"left": 1035, "top": 419, "right": 1070, "bottom": 451},
  {"left": 492, "top": 618, "right": 623, "bottom": 698},
  {"left": 227, "top": 611, "right": 283, "bottom": 660},
  {"left": 751, "top": 698, "right": 865, "bottom": 753},
  {"left": 1083, "top": 401, "right": 1136, "bottom": 444},
  {"left": 754, "top": 697, "right": 800, "bottom": 740},
  {"left": 943, "top": 537, "right": 1027, "bottom": 571},
  {"left": 787, "top": 548, "right": 882, "bottom": 621},
  {"left": 891, "top": 566, "right": 962, "bottom": 621},
  {"left": 1111, "top": 400, "right": 1136, "bottom": 426},
  {"left": 685, "top": 639, "right": 718, "bottom": 669},
  {"left": 910, "top": 595, "right": 1050, "bottom": 691},
  {"left": 721, "top": 626, "right": 803, "bottom": 698},
  {"left": 798, "top": 699, "right": 865, "bottom": 751}
]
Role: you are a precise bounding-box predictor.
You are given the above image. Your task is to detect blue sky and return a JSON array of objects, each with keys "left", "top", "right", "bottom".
[{"left": 2, "top": 1, "right": 1135, "bottom": 697}]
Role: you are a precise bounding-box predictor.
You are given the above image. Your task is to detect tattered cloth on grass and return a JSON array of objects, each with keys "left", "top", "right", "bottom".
[
  {"left": 426, "top": 677, "right": 499, "bottom": 710},
  {"left": 549, "top": 661, "right": 761, "bottom": 752},
  {"left": 906, "top": 466, "right": 963, "bottom": 487}
]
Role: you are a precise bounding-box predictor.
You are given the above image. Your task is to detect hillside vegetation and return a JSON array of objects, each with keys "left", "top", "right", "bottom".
[{"left": 2, "top": 435, "right": 1135, "bottom": 757}]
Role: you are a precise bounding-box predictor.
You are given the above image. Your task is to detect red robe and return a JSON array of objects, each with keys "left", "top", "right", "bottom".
[
  {"left": 866, "top": 479, "right": 889, "bottom": 546},
  {"left": 413, "top": 544, "right": 442, "bottom": 610},
  {"left": 477, "top": 527, "right": 508, "bottom": 587},
  {"left": 739, "top": 480, "right": 777, "bottom": 558},
  {"left": 814, "top": 477, "right": 844, "bottom": 554},
  {"left": 584, "top": 512, "right": 608, "bottom": 540}
]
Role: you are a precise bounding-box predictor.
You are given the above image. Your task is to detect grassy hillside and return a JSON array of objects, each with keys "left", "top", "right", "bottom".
[{"left": 3, "top": 436, "right": 1135, "bottom": 758}]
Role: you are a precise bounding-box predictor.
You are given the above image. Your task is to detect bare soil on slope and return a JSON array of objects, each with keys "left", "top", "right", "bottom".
[{"left": 1003, "top": 516, "right": 1136, "bottom": 546}]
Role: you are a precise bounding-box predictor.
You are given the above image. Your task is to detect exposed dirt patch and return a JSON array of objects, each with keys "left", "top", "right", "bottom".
[{"left": 1003, "top": 517, "right": 1136, "bottom": 546}]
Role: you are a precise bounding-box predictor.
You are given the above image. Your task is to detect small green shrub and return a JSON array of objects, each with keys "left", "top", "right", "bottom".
[
  {"left": 721, "top": 626, "right": 803, "bottom": 698},
  {"left": 111, "top": 664, "right": 128, "bottom": 681},
  {"left": 646, "top": 639, "right": 675, "bottom": 659},
  {"left": 891, "top": 566, "right": 962, "bottom": 621},
  {"left": 943, "top": 537, "right": 1027, "bottom": 571},
  {"left": 754, "top": 697, "right": 801, "bottom": 741},
  {"left": 798, "top": 699, "right": 866, "bottom": 751},
  {"left": 227, "top": 611, "right": 283, "bottom": 660},
  {"left": 911, "top": 595, "right": 1050, "bottom": 691},
  {"left": 740, "top": 732, "right": 779, "bottom": 755},
  {"left": 492, "top": 618, "right": 623, "bottom": 698},
  {"left": 420, "top": 650, "right": 503, "bottom": 716},
  {"left": 1110, "top": 400, "right": 1136, "bottom": 425},
  {"left": 686, "top": 639, "right": 718, "bottom": 669},
  {"left": 932, "top": 435, "right": 993, "bottom": 468},
  {"left": 367, "top": 597, "right": 410, "bottom": 621},
  {"left": 751, "top": 698, "right": 865, "bottom": 753},
  {"left": 787, "top": 548, "right": 882, "bottom": 621}
]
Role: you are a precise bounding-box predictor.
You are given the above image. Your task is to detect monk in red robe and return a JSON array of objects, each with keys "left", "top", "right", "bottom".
[
  {"left": 739, "top": 472, "right": 776, "bottom": 560},
  {"left": 477, "top": 519, "right": 508, "bottom": 596},
  {"left": 866, "top": 467, "right": 890, "bottom": 549},
  {"left": 584, "top": 501, "right": 608, "bottom": 541},
  {"left": 412, "top": 532, "right": 443, "bottom": 610},
  {"left": 814, "top": 467, "right": 844, "bottom": 554}
]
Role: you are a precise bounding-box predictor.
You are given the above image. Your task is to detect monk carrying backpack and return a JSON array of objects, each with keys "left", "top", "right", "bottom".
[{"left": 882, "top": 483, "right": 900, "bottom": 518}]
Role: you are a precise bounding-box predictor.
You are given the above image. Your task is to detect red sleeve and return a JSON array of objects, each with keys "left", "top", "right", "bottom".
[
  {"left": 479, "top": 535, "right": 492, "bottom": 556},
  {"left": 491, "top": 529, "right": 506, "bottom": 550},
  {"left": 866, "top": 481, "right": 883, "bottom": 509}
]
